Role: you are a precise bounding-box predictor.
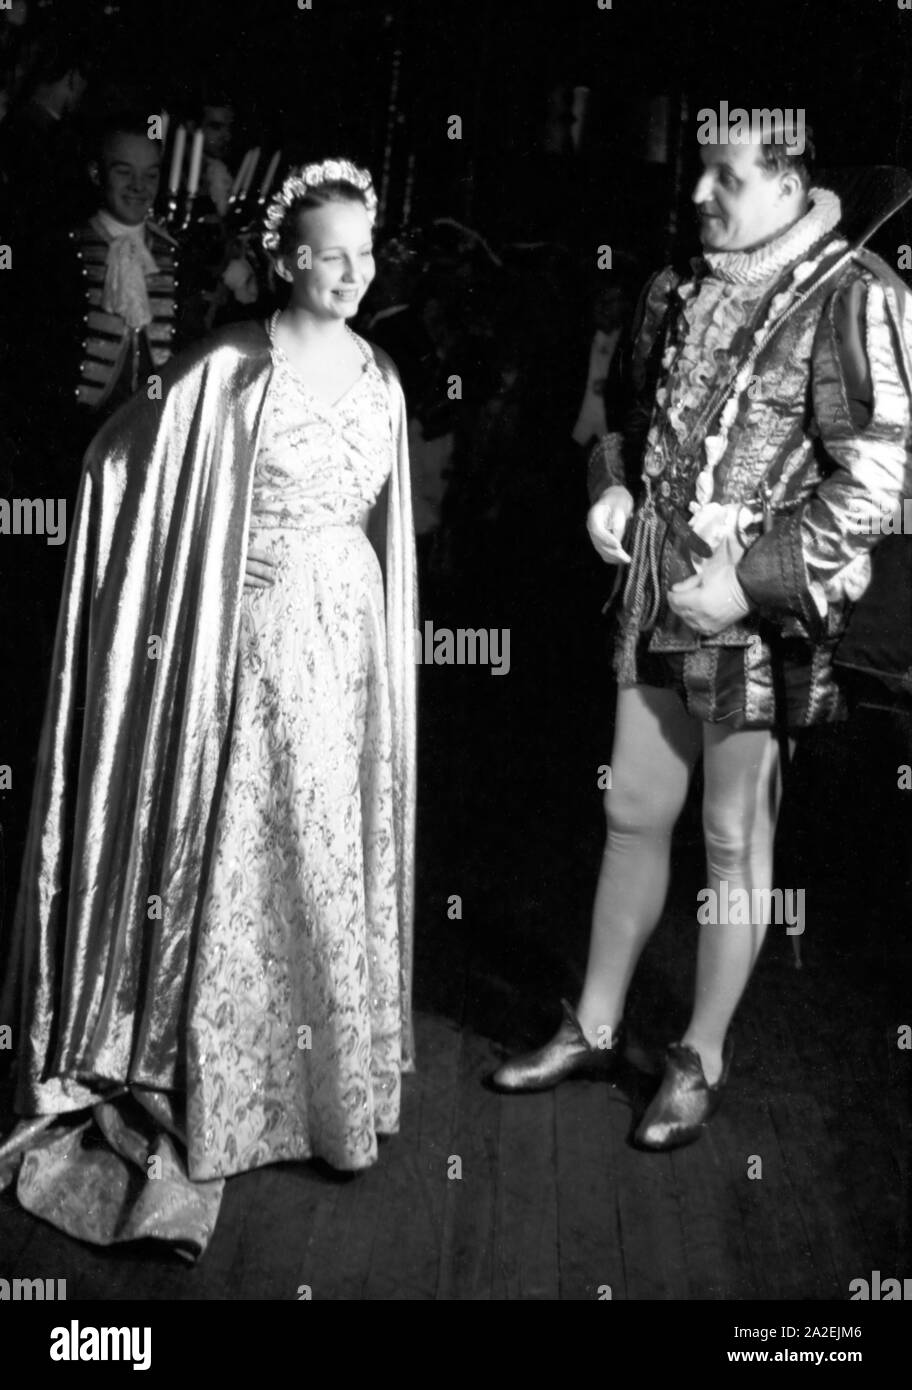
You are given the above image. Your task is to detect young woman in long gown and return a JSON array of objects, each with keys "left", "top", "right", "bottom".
[{"left": 0, "top": 159, "right": 417, "bottom": 1256}]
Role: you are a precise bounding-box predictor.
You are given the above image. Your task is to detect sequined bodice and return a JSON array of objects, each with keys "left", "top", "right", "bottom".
[{"left": 251, "top": 325, "right": 393, "bottom": 528}]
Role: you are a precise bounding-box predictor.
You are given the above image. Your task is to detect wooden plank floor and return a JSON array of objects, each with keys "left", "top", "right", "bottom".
[
  {"left": 1, "top": 593, "right": 910, "bottom": 1299},
  {"left": 2, "top": 893, "right": 908, "bottom": 1300}
]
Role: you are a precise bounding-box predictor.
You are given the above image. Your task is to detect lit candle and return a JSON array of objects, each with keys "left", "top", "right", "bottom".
[
  {"left": 258, "top": 150, "right": 281, "bottom": 202},
  {"left": 230, "top": 148, "right": 253, "bottom": 199},
  {"left": 186, "top": 128, "right": 204, "bottom": 197},
  {"left": 240, "top": 146, "right": 260, "bottom": 197},
  {"left": 571, "top": 86, "right": 590, "bottom": 151},
  {"left": 168, "top": 125, "right": 186, "bottom": 195}
]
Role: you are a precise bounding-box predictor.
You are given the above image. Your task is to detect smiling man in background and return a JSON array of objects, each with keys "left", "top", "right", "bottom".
[
  {"left": 65, "top": 113, "right": 181, "bottom": 427},
  {"left": 5, "top": 111, "right": 183, "bottom": 515}
]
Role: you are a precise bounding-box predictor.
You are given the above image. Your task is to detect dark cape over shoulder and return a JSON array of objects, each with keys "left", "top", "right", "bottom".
[{"left": 0, "top": 320, "right": 418, "bottom": 1117}]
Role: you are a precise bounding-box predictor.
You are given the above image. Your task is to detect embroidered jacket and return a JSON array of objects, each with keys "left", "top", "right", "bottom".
[{"left": 588, "top": 189, "right": 912, "bottom": 721}]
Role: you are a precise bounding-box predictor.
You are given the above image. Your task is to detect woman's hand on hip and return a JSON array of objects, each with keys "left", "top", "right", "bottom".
[{"left": 245, "top": 546, "right": 277, "bottom": 589}]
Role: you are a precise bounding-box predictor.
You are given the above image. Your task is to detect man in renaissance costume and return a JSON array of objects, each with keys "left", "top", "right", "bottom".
[{"left": 493, "top": 121, "right": 912, "bottom": 1149}]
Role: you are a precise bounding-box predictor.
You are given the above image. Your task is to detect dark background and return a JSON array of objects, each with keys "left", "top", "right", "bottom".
[{"left": 17, "top": 0, "right": 912, "bottom": 258}]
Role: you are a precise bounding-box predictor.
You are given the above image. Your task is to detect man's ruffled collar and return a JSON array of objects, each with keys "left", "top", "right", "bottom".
[{"left": 700, "top": 186, "right": 843, "bottom": 287}]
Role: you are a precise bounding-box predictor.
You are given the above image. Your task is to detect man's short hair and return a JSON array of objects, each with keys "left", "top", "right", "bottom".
[
  {"left": 94, "top": 110, "right": 161, "bottom": 166},
  {"left": 756, "top": 125, "right": 816, "bottom": 192}
]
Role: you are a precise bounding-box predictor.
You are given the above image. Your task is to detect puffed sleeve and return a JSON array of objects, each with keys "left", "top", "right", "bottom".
[{"left": 737, "top": 273, "right": 912, "bottom": 632}]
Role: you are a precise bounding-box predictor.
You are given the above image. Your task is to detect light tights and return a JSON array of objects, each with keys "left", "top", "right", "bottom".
[{"left": 575, "top": 684, "right": 785, "bottom": 1084}]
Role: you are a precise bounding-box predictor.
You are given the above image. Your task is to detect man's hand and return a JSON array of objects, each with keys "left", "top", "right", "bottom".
[
  {"left": 587, "top": 485, "right": 634, "bottom": 565},
  {"left": 245, "top": 545, "right": 277, "bottom": 590},
  {"left": 667, "top": 561, "right": 751, "bottom": 635}
]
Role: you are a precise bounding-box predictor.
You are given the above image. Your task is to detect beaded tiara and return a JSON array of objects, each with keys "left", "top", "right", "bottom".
[{"left": 262, "top": 158, "right": 378, "bottom": 253}]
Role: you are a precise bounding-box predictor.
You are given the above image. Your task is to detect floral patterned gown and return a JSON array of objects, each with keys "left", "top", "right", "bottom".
[{"left": 185, "top": 323, "right": 403, "bottom": 1180}]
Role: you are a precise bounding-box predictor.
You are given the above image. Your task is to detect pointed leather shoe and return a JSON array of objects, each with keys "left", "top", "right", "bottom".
[
  {"left": 490, "top": 999, "right": 624, "bottom": 1093},
  {"left": 633, "top": 1037, "right": 734, "bottom": 1151}
]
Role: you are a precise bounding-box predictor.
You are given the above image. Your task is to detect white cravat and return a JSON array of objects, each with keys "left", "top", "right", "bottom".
[{"left": 92, "top": 209, "right": 159, "bottom": 331}]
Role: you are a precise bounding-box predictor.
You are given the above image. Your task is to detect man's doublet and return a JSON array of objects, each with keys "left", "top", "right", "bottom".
[{"left": 69, "top": 219, "right": 179, "bottom": 412}]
